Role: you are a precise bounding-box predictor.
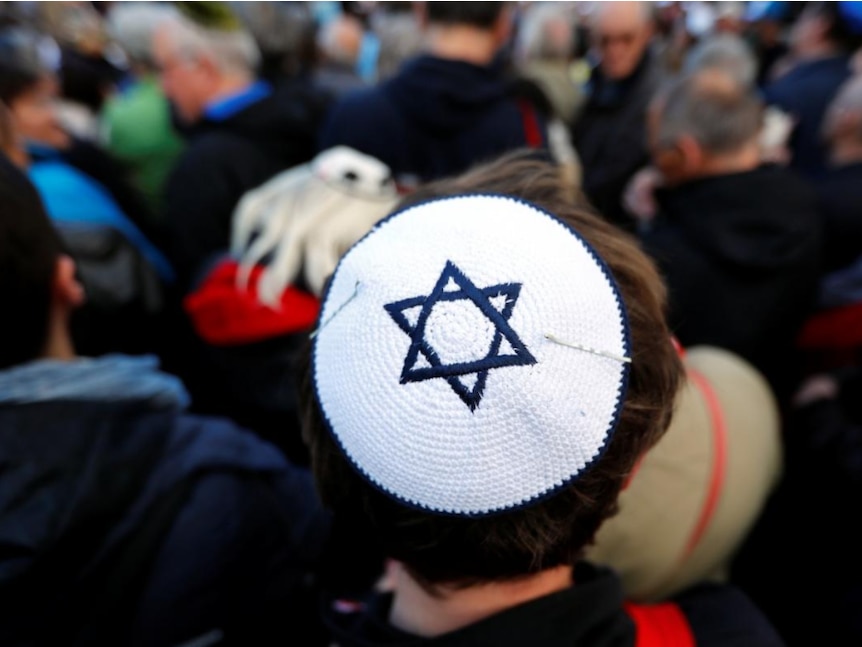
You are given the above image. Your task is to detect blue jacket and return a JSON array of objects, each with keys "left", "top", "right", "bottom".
[
  {"left": 763, "top": 55, "right": 851, "bottom": 179},
  {"left": 318, "top": 54, "right": 549, "bottom": 187},
  {"left": 0, "top": 355, "right": 331, "bottom": 647}
]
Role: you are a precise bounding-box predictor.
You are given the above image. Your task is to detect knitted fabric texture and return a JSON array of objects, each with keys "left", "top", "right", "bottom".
[{"left": 312, "top": 194, "right": 630, "bottom": 516}]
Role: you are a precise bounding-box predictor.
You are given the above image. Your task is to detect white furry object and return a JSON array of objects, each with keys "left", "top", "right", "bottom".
[{"left": 231, "top": 146, "right": 399, "bottom": 303}]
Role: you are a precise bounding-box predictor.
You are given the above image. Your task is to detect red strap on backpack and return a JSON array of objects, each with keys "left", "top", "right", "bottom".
[
  {"left": 624, "top": 601, "right": 696, "bottom": 647},
  {"left": 516, "top": 98, "right": 543, "bottom": 149},
  {"left": 682, "top": 368, "right": 729, "bottom": 561}
]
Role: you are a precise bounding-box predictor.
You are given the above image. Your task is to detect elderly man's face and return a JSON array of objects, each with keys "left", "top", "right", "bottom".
[
  {"left": 152, "top": 27, "right": 210, "bottom": 124},
  {"left": 592, "top": 5, "right": 652, "bottom": 80}
]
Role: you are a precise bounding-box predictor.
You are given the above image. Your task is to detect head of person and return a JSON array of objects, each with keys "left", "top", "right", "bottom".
[
  {"left": 684, "top": 33, "right": 758, "bottom": 88},
  {"left": 316, "top": 13, "right": 365, "bottom": 70},
  {"left": 0, "top": 156, "right": 84, "bottom": 370},
  {"left": 648, "top": 68, "right": 764, "bottom": 186},
  {"left": 713, "top": 1, "right": 746, "bottom": 34},
  {"left": 0, "top": 27, "right": 70, "bottom": 151},
  {"left": 106, "top": 1, "right": 180, "bottom": 76},
  {"left": 822, "top": 74, "right": 862, "bottom": 161},
  {"left": 151, "top": 2, "right": 261, "bottom": 125},
  {"left": 514, "top": 2, "right": 578, "bottom": 66},
  {"left": 299, "top": 150, "right": 683, "bottom": 594},
  {"left": 417, "top": 2, "right": 515, "bottom": 63},
  {"left": 789, "top": 1, "right": 862, "bottom": 57},
  {"left": 589, "top": 1, "right": 655, "bottom": 80}
]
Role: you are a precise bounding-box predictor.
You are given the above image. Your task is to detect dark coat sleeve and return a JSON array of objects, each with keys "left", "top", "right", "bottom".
[
  {"left": 673, "top": 582, "right": 787, "bottom": 647},
  {"left": 129, "top": 466, "right": 332, "bottom": 647},
  {"left": 162, "top": 134, "right": 276, "bottom": 293}
]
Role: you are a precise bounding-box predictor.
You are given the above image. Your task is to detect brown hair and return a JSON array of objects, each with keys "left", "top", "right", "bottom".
[{"left": 299, "top": 149, "right": 683, "bottom": 592}]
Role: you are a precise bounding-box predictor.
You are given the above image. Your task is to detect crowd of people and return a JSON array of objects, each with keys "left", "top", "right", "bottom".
[{"left": 0, "top": 1, "right": 861, "bottom": 645}]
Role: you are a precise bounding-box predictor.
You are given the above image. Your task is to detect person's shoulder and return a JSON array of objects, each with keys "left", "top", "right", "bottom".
[
  {"left": 673, "top": 582, "right": 787, "bottom": 646},
  {"left": 167, "top": 129, "right": 265, "bottom": 184},
  {"left": 170, "top": 411, "right": 289, "bottom": 470},
  {"left": 329, "top": 83, "right": 393, "bottom": 123}
]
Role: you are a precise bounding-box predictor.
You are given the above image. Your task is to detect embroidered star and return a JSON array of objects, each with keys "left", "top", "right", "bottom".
[{"left": 384, "top": 261, "right": 536, "bottom": 411}]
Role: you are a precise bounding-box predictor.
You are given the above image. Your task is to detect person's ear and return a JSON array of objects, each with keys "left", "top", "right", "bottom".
[
  {"left": 195, "top": 53, "right": 220, "bottom": 82},
  {"left": 493, "top": 5, "right": 515, "bottom": 45},
  {"left": 654, "top": 135, "right": 702, "bottom": 183},
  {"left": 53, "top": 254, "right": 85, "bottom": 310},
  {"left": 653, "top": 143, "right": 686, "bottom": 182}
]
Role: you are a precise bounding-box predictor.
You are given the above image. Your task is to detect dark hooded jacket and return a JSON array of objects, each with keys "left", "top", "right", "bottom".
[
  {"left": 763, "top": 55, "right": 851, "bottom": 179},
  {"left": 571, "top": 49, "right": 664, "bottom": 230},
  {"left": 641, "top": 165, "right": 822, "bottom": 401},
  {"left": 322, "top": 561, "right": 785, "bottom": 647},
  {"left": 164, "top": 79, "right": 332, "bottom": 292},
  {"left": 317, "top": 54, "right": 549, "bottom": 188},
  {"left": 0, "top": 354, "right": 332, "bottom": 647}
]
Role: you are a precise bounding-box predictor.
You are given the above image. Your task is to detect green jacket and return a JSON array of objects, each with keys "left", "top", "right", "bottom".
[{"left": 101, "top": 76, "right": 185, "bottom": 218}]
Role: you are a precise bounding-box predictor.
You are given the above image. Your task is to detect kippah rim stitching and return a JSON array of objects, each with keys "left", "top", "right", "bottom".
[{"left": 312, "top": 193, "right": 632, "bottom": 517}]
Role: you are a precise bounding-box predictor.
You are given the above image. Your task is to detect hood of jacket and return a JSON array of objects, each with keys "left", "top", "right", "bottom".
[
  {"left": 653, "top": 164, "right": 822, "bottom": 271},
  {"left": 0, "top": 355, "right": 285, "bottom": 587},
  {"left": 384, "top": 54, "right": 515, "bottom": 136}
]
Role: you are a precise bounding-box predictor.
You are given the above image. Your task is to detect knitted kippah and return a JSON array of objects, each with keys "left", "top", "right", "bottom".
[
  {"left": 174, "top": 1, "right": 243, "bottom": 31},
  {"left": 312, "top": 195, "right": 631, "bottom": 516}
]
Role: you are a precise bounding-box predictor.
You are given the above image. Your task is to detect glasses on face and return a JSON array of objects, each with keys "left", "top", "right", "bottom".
[{"left": 598, "top": 32, "right": 638, "bottom": 48}]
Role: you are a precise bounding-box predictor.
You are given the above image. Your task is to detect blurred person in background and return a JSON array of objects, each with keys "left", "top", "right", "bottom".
[
  {"left": 368, "top": 2, "right": 423, "bottom": 83},
  {"left": 513, "top": 1, "right": 584, "bottom": 129},
  {"left": 789, "top": 74, "right": 862, "bottom": 331},
  {"left": 313, "top": 10, "right": 371, "bottom": 99},
  {"left": 35, "top": 1, "right": 126, "bottom": 143},
  {"left": 318, "top": 2, "right": 551, "bottom": 190},
  {"left": 229, "top": 1, "right": 317, "bottom": 83},
  {"left": 0, "top": 25, "right": 171, "bottom": 285},
  {"left": 153, "top": 1, "right": 330, "bottom": 293},
  {"left": 742, "top": 1, "right": 793, "bottom": 87},
  {"left": 101, "top": 1, "right": 186, "bottom": 233},
  {"left": 638, "top": 68, "right": 821, "bottom": 405},
  {"left": 572, "top": 1, "right": 664, "bottom": 230},
  {"left": 0, "top": 151, "right": 334, "bottom": 647},
  {"left": 763, "top": 1, "right": 862, "bottom": 178},
  {"left": 814, "top": 73, "right": 862, "bottom": 278},
  {"left": 0, "top": 24, "right": 176, "bottom": 359}
]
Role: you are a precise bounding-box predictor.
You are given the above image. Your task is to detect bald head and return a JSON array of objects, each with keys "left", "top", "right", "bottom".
[
  {"left": 590, "top": 1, "right": 654, "bottom": 80},
  {"left": 591, "top": 1, "right": 653, "bottom": 30}
]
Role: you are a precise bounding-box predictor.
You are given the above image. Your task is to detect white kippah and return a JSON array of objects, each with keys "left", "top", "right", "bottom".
[{"left": 312, "top": 194, "right": 631, "bottom": 516}]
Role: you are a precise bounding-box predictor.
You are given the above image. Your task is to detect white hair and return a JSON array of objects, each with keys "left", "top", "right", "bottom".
[
  {"left": 106, "top": 1, "right": 179, "bottom": 68},
  {"left": 515, "top": 2, "right": 579, "bottom": 62},
  {"left": 157, "top": 11, "right": 261, "bottom": 76},
  {"left": 685, "top": 33, "right": 758, "bottom": 88}
]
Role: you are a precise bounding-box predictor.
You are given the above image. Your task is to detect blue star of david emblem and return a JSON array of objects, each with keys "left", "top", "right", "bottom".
[{"left": 384, "top": 261, "right": 537, "bottom": 411}]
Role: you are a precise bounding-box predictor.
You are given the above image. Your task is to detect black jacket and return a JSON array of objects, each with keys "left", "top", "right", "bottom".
[
  {"left": 641, "top": 165, "right": 822, "bottom": 400},
  {"left": 571, "top": 51, "right": 663, "bottom": 230},
  {"left": 318, "top": 54, "right": 549, "bottom": 187},
  {"left": 731, "top": 367, "right": 862, "bottom": 645},
  {"left": 0, "top": 381, "right": 331, "bottom": 646},
  {"left": 814, "top": 161, "right": 862, "bottom": 274},
  {"left": 322, "top": 561, "right": 785, "bottom": 646},
  {"left": 164, "top": 79, "right": 331, "bottom": 291}
]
